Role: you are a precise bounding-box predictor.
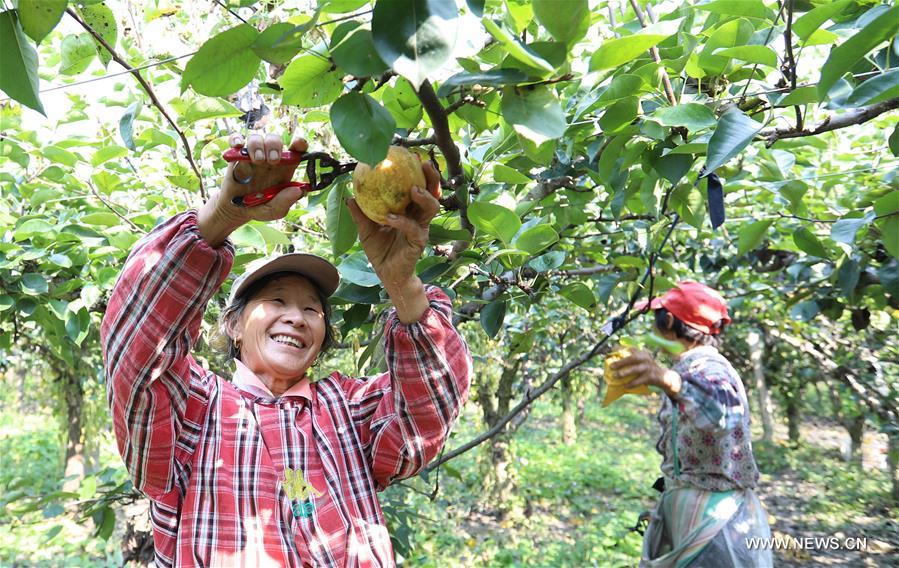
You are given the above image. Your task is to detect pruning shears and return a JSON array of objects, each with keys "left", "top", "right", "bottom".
[
  {"left": 224, "top": 84, "right": 356, "bottom": 207},
  {"left": 223, "top": 149, "right": 357, "bottom": 207}
]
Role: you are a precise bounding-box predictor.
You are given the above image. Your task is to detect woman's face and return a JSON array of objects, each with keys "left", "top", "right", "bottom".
[{"left": 230, "top": 274, "right": 326, "bottom": 384}]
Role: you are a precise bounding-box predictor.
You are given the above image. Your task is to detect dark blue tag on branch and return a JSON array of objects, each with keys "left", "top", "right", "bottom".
[{"left": 704, "top": 171, "right": 725, "bottom": 230}]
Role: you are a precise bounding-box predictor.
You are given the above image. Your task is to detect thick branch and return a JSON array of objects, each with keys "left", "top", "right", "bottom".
[
  {"left": 782, "top": 0, "right": 803, "bottom": 130},
  {"left": 760, "top": 98, "right": 899, "bottom": 146},
  {"left": 415, "top": 80, "right": 472, "bottom": 235},
  {"left": 67, "top": 8, "right": 206, "bottom": 200},
  {"left": 628, "top": 0, "right": 677, "bottom": 106}
]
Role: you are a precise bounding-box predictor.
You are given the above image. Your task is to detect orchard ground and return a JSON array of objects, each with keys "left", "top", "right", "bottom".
[{"left": 1, "top": 391, "right": 895, "bottom": 567}]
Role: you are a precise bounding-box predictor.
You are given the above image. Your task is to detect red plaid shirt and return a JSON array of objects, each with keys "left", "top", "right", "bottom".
[{"left": 101, "top": 212, "right": 471, "bottom": 567}]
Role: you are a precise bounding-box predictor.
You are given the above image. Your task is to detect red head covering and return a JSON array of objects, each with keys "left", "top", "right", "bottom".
[{"left": 636, "top": 280, "right": 731, "bottom": 335}]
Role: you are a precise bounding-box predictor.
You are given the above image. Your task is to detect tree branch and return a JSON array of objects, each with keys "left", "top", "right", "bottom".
[
  {"left": 66, "top": 8, "right": 207, "bottom": 200},
  {"left": 415, "top": 80, "right": 472, "bottom": 235},
  {"left": 628, "top": 0, "right": 677, "bottom": 106},
  {"left": 392, "top": 135, "right": 437, "bottom": 147},
  {"left": 782, "top": 0, "right": 803, "bottom": 130},
  {"left": 552, "top": 265, "right": 616, "bottom": 277},
  {"left": 87, "top": 181, "right": 145, "bottom": 233},
  {"left": 760, "top": 98, "right": 899, "bottom": 146}
]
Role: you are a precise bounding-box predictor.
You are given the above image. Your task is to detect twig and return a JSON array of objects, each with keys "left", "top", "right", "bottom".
[
  {"left": 445, "top": 94, "right": 486, "bottom": 115},
  {"left": 392, "top": 135, "right": 437, "bottom": 147},
  {"left": 87, "top": 182, "right": 145, "bottom": 233},
  {"left": 212, "top": 0, "right": 248, "bottom": 24},
  {"left": 782, "top": 0, "right": 802, "bottom": 130},
  {"left": 66, "top": 8, "right": 207, "bottom": 200},
  {"left": 551, "top": 265, "right": 616, "bottom": 277},
  {"left": 759, "top": 98, "right": 899, "bottom": 146},
  {"left": 628, "top": 0, "right": 677, "bottom": 106}
]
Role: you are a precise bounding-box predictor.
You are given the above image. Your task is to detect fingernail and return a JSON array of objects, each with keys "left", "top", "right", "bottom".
[
  {"left": 269, "top": 150, "right": 279, "bottom": 161},
  {"left": 415, "top": 186, "right": 424, "bottom": 194},
  {"left": 254, "top": 150, "right": 264, "bottom": 161},
  {"left": 387, "top": 213, "right": 397, "bottom": 220}
]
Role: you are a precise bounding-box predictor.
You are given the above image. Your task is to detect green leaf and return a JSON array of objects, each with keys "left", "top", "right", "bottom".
[
  {"left": 81, "top": 212, "right": 121, "bottom": 227},
  {"left": 836, "top": 258, "right": 860, "bottom": 299},
  {"left": 514, "top": 224, "right": 558, "bottom": 255},
  {"left": 43, "top": 145, "right": 78, "bottom": 166},
  {"left": 738, "top": 220, "right": 774, "bottom": 254},
  {"left": 60, "top": 33, "right": 95, "bottom": 75},
  {"left": 280, "top": 54, "right": 344, "bottom": 108},
  {"left": 14, "top": 218, "right": 54, "bottom": 240},
  {"left": 326, "top": 182, "right": 358, "bottom": 257},
  {"left": 371, "top": 0, "right": 460, "bottom": 88},
  {"left": 480, "top": 300, "right": 506, "bottom": 339},
  {"left": 705, "top": 108, "right": 762, "bottom": 173},
  {"left": 778, "top": 86, "right": 818, "bottom": 106},
  {"left": 878, "top": 259, "right": 899, "bottom": 296},
  {"left": 533, "top": 0, "right": 589, "bottom": 44},
  {"left": 181, "top": 97, "right": 242, "bottom": 122},
  {"left": 790, "top": 300, "right": 819, "bottom": 321},
  {"left": 331, "top": 24, "right": 389, "bottom": 76},
  {"left": 321, "top": 0, "right": 368, "bottom": 13},
  {"left": 651, "top": 103, "right": 716, "bottom": 131},
  {"left": 830, "top": 212, "right": 875, "bottom": 246},
  {"left": 792, "top": 227, "right": 829, "bottom": 258},
  {"left": 712, "top": 45, "right": 777, "bottom": 67},
  {"left": 481, "top": 18, "right": 554, "bottom": 73},
  {"left": 501, "top": 86, "right": 566, "bottom": 145},
  {"left": 698, "top": 18, "right": 754, "bottom": 75},
  {"left": 596, "top": 74, "right": 645, "bottom": 108},
  {"left": 492, "top": 164, "right": 531, "bottom": 184},
  {"left": 330, "top": 92, "right": 395, "bottom": 166},
  {"left": 793, "top": 0, "right": 851, "bottom": 40},
  {"left": 468, "top": 201, "right": 521, "bottom": 245},
  {"left": 250, "top": 222, "right": 291, "bottom": 247},
  {"left": 879, "top": 217, "right": 899, "bottom": 260},
  {"left": 252, "top": 22, "right": 304, "bottom": 64},
  {"left": 337, "top": 252, "right": 381, "bottom": 287},
  {"left": 528, "top": 250, "right": 565, "bottom": 272},
  {"left": 0, "top": 295, "right": 13, "bottom": 312},
  {"left": 119, "top": 101, "right": 141, "bottom": 151},
  {"left": 18, "top": 0, "right": 66, "bottom": 44},
  {"left": 91, "top": 145, "right": 128, "bottom": 166},
  {"left": 696, "top": 0, "right": 772, "bottom": 20},
  {"left": 0, "top": 10, "right": 44, "bottom": 113},
  {"left": 818, "top": 6, "right": 899, "bottom": 99},
  {"left": 599, "top": 97, "right": 638, "bottom": 134},
  {"left": 181, "top": 24, "right": 260, "bottom": 96},
  {"left": 437, "top": 69, "right": 529, "bottom": 98},
  {"left": 21, "top": 273, "right": 49, "bottom": 295},
  {"left": 844, "top": 68, "right": 899, "bottom": 107},
  {"left": 559, "top": 281, "right": 596, "bottom": 310},
  {"left": 589, "top": 18, "right": 682, "bottom": 71},
  {"left": 79, "top": 3, "right": 117, "bottom": 68},
  {"left": 43, "top": 525, "right": 63, "bottom": 543},
  {"left": 890, "top": 124, "right": 899, "bottom": 157}
]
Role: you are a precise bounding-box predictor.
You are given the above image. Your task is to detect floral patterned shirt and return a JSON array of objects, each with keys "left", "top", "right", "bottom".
[{"left": 656, "top": 346, "right": 760, "bottom": 492}]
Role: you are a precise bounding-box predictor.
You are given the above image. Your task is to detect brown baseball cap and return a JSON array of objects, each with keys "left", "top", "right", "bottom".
[{"left": 228, "top": 253, "right": 340, "bottom": 304}]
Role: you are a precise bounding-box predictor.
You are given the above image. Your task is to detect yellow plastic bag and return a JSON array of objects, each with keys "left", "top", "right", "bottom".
[{"left": 602, "top": 348, "right": 652, "bottom": 407}]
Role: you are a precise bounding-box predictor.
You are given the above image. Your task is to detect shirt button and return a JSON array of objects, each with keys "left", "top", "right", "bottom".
[{"left": 337, "top": 426, "right": 346, "bottom": 434}]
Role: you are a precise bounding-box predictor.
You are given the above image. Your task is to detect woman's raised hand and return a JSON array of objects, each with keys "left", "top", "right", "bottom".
[
  {"left": 346, "top": 160, "right": 442, "bottom": 323},
  {"left": 198, "top": 134, "right": 308, "bottom": 246}
]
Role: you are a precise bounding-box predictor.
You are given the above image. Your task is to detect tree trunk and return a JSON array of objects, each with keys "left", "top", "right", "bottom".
[
  {"left": 746, "top": 330, "right": 774, "bottom": 443},
  {"left": 475, "top": 356, "right": 523, "bottom": 516},
  {"left": 62, "top": 372, "right": 85, "bottom": 493},
  {"left": 785, "top": 395, "right": 801, "bottom": 446},
  {"left": 888, "top": 431, "right": 899, "bottom": 504},
  {"left": 846, "top": 414, "right": 865, "bottom": 464},
  {"left": 561, "top": 375, "right": 576, "bottom": 445}
]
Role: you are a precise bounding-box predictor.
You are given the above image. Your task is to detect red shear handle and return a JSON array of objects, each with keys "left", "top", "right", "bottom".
[
  {"left": 232, "top": 181, "right": 311, "bottom": 207},
  {"left": 223, "top": 147, "right": 305, "bottom": 165}
]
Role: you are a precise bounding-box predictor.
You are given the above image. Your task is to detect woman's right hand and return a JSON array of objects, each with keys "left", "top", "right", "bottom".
[{"left": 198, "top": 133, "right": 308, "bottom": 246}]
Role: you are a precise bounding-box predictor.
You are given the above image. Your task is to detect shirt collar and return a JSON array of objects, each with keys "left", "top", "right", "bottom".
[{"left": 232, "top": 359, "right": 312, "bottom": 400}]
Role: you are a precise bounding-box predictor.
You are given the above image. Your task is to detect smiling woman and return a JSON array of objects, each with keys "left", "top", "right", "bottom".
[{"left": 100, "top": 132, "right": 472, "bottom": 567}]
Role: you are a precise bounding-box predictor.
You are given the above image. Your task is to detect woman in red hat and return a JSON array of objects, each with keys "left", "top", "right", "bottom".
[
  {"left": 101, "top": 133, "right": 471, "bottom": 567},
  {"left": 611, "top": 281, "right": 772, "bottom": 567}
]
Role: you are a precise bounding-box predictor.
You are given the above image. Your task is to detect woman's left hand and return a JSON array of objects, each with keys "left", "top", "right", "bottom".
[
  {"left": 610, "top": 349, "right": 683, "bottom": 397},
  {"left": 346, "top": 160, "right": 442, "bottom": 322}
]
